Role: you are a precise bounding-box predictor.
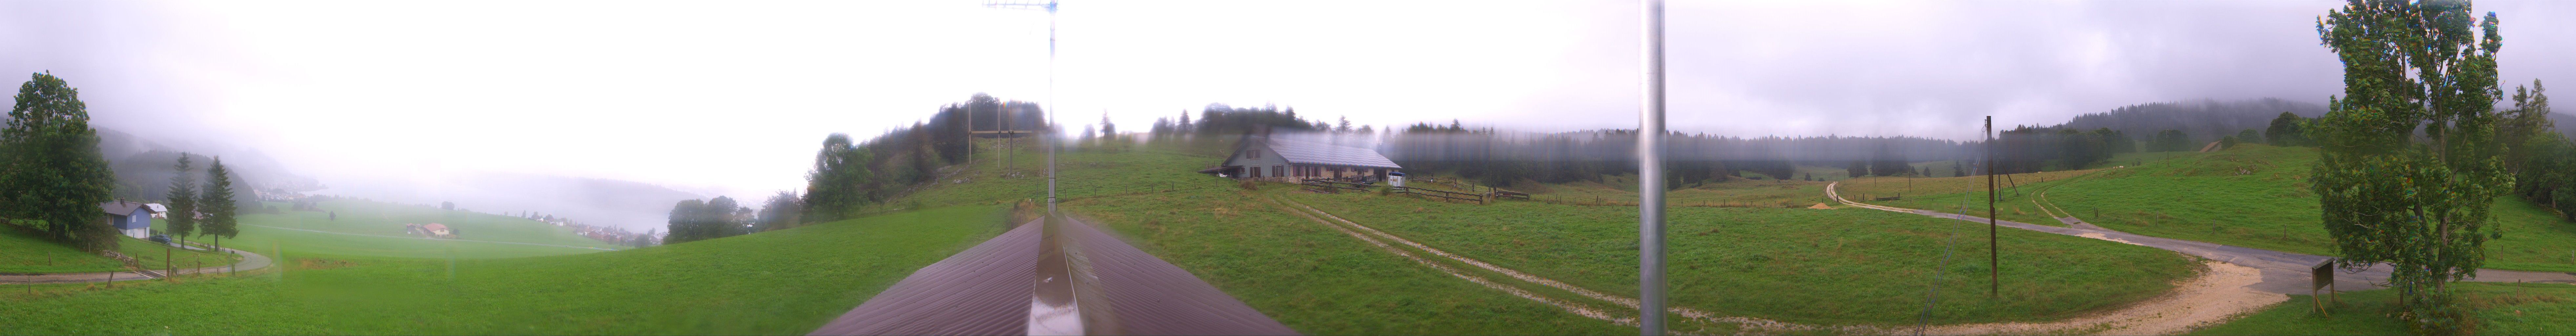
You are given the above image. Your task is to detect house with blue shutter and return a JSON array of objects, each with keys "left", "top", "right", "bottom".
[{"left": 100, "top": 200, "right": 160, "bottom": 239}]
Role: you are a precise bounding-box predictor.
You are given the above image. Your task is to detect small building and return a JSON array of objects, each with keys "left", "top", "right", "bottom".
[
  {"left": 1201, "top": 135, "right": 1403, "bottom": 183},
  {"left": 99, "top": 201, "right": 161, "bottom": 240},
  {"left": 423, "top": 223, "right": 452, "bottom": 238},
  {"left": 144, "top": 203, "right": 169, "bottom": 219}
]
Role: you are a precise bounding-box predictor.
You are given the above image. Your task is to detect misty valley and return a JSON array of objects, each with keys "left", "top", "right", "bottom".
[{"left": 7, "top": 1, "right": 2576, "bottom": 336}]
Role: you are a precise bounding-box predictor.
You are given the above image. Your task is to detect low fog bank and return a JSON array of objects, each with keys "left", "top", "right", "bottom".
[
  {"left": 96, "top": 126, "right": 704, "bottom": 232},
  {"left": 307, "top": 172, "right": 704, "bottom": 232}
]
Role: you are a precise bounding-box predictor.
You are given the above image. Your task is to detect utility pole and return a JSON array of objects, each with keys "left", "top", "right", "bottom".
[
  {"left": 983, "top": 0, "right": 1059, "bottom": 214},
  {"left": 1046, "top": 1, "right": 1057, "bottom": 217},
  {"left": 1986, "top": 116, "right": 1998, "bottom": 297},
  {"left": 1637, "top": 0, "right": 1668, "bottom": 334}
]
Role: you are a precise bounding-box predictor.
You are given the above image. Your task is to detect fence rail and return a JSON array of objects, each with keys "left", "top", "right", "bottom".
[
  {"left": 1298, "top": 176, "right": 1532, "bottom": 204},
  {"left": 1301, "top": 179, "right": 1371, "bottom": 193},
  {"left": 1396, "top": 187, "right": 1485, "bottom": 204}
]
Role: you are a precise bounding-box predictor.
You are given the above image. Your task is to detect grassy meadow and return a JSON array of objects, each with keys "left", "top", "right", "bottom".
[
  {"left": 1842, "top": 168, "right": 2106, "bottom": 226},
  {"left": 916, "top": 143, "right": 2200, "bottom": 331},
  {"left": 2190, "top": 282, "right": 2576, "bottom": 335},
  {"left": 1278, "top": 188, "right": 2200, "bottom": 326},
  {"left": 171, "top": 200, "right": 627, "bottom": 260},
  {"left": 1, "top": 229, "right": 237, "bottom": 274},
  {"left": 2025, "top": 144, "right": 2576, "bottom": 271},
  {"left": 0, "top": 206, "right": 1009, "bottom": 334},
  {"left": 919, "top": 143, "right": 1636, "bottom": 334}
]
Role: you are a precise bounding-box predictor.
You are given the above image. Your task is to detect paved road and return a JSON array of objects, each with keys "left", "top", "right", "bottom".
[
  {"left": 1825, "top": 182, "right": 2576, "bottom": 295},
  {"left": 0, "top": 246, "right": 273, "bottom": 284}
]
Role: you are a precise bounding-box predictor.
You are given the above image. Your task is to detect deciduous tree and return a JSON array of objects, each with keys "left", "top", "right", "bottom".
[
  {"left": 3, "top": 73, "right": 118, "bottom": 251},
  {"left": 2313, "top": 1, "right": 2507, "bottom": 331}
]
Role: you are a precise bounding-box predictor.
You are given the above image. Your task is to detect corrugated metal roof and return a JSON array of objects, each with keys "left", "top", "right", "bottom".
[
  {"left": 809, "top": 218, "right": 1298, "bottom": 335},
  {"left": 1064, "top": 217, "right": 1299, "bottom": 335},
  {"left": 1260, "top": 136, "right": 1402, "bottom": 169},
  {"left": 810, "top": 221, "right": 1040, "bottom": 335}
]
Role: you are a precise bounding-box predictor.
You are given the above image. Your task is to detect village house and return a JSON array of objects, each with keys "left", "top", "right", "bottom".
[
  {"left": 100, "top": 201, "right": 162, "bottom": 239},
  {"left": 1201, "top": 134, "right": 1403, "bottom": 183},
  {"left": 405, "top": 223, "right": 455, "bottom": 239}
]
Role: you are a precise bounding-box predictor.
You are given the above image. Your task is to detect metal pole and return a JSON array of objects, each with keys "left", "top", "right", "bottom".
[
  {"left": 1045, "top": 0, "right": 1058, "bottom": 216},
  {"left": 1986, "top": 116, "right": 1998, "bottom": 297},
  {"left": 1637, "top": 1, "right": 1668, "bottom": 334}
]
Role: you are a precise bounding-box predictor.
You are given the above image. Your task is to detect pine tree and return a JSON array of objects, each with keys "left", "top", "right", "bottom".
[
  {"left": 165, "top": 153, "right": 198, "bottom": 248},
  {"left": 198, "top": 157, "right": 239, "bottom": 251}
]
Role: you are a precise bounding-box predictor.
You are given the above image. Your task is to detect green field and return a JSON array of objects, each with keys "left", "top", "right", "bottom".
[
  {"left": 1, "top": 229, "right": 237, "bottom": 274},
  {"left": 924, "top": 144, "right": 1635, "bottom": 334},
  {"left": 2190, "top": 282, "right": 2576, "bottom": 335},
  {"left": 0, "top": 206, "right": 1008, "bottom": 334},
  {"left": 1279, "top": 190, "right": 2199, "bottom": 327},
  {"left": 2016, "top": 144, "right": 2576, "bottom": 271},
  {"left": 169, "top": 200, "right": 627, "bottom": 260},
  {"left": 1845, "top": 169, "right": 2106, "bottom": 226},
  {"left": 1524, "top": 177, "right": 1834, "bottom": 208}
]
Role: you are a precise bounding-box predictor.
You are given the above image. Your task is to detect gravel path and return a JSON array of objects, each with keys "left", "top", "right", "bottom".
[
  {"left": 1827, "top": 181, "right": 2576, "bottom": 294},
  {"left": 1826, "top": 181, "right": 2576, "bottom": 334}
]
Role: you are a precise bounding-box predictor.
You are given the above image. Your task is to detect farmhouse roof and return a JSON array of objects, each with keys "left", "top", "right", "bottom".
[
  {"left": 99, "top": 201, "right": 157, "bottom": 216},
  {"left": 144, "top": 203, "right": 168, "bottom": 212},
  {"left": 423, "top": 223, "right": 450, "bottom": 231},
  {"left": 1234, "top": 135, "right": 1403, "bottom": 169}
]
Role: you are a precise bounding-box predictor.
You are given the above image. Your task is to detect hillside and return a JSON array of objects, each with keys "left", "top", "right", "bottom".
[
  {"left": 1, "top": 229, "right": 237, "bottom": 274},
  {"left": 870, "top": 140, "right": 2198, "bottom": 332},
  {"left": 2029, "top": 144, "right": 2576, "bottom": 272},
  {"left": 0, "top": 206, "right": 1009, "bottom": 334},
  {"left": 2053, "top": 98, "right": 2326, "bottom": 144}
]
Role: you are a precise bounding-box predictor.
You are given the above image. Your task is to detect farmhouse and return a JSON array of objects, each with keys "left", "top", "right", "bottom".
[
  {"left": 1201, "top": 135, "right": 1403, "bottom": 183},
  {"left": 99, "top": 200, "right": 161, "bottom": 239},
  {"left": 406, "top": 223, "right": 456, "bottom": 239}
]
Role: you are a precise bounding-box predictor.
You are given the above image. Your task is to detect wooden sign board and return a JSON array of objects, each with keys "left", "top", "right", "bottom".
[
  {"left": 2312, "top": 260, "right": 2334, "bottom": 290},
  {"left": 2312, "top": 258, "right": 2337, "bottom": 315}
]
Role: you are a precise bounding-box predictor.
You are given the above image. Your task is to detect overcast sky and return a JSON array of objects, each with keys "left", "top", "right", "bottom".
[{"left": 3, "top": 0, "right": 2571, "bottom": 204}]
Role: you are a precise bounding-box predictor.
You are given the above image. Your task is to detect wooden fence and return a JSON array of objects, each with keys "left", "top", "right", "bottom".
[
  {"left": 1303, "top": 177, "right": 1531, "bottom": 205},
  {"left": 1396, "top": 187, "right": 1486, "bottom": 204},
  {"left": 1301, "top": 179, "right": 1372, "bottom": 193}
]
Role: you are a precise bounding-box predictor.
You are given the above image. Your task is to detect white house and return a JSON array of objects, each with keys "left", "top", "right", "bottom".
[{"left": 1200, "top": 134, "right": 1403, "bottom": 182}]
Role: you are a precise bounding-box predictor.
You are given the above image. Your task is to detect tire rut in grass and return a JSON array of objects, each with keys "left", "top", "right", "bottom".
[
  {"left": 1275, "top": 197, "right": 1831, "bottom": 334},
  {"left": 1260, "top": 197, "right": 1637, "bottom": 327}
]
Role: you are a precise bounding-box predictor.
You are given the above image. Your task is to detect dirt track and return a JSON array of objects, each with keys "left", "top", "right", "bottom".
[
  {"left": 1275, "top": 196, "right": 2306, "bottom": 335},
  {"left": 1826, "top": 181, "right": 2576, "bottom": 334}
]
